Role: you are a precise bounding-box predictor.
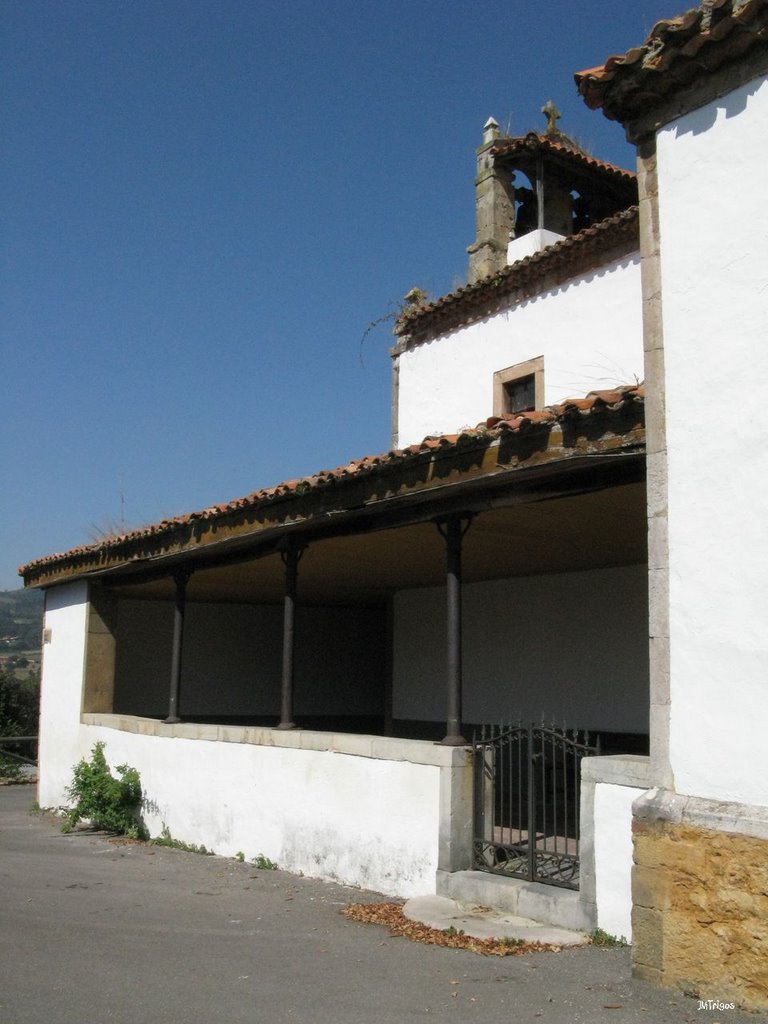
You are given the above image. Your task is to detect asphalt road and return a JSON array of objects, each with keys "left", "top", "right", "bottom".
[{"left": 0, "top": 785, "right": 757, "bottom": 1024}]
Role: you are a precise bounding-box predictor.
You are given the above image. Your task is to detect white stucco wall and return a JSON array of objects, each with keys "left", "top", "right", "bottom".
[
  {"left": 93, "top": 726, "right": 442, "bottom": 896},
  {"left": 36, "top": 585, "right": 452, "bottom": 897},
  {"left": 593, "top": 781, "right": 643, "bottom": 941},
  {"left": 40, "top": 716, "right": 449, "bottom": 897},
  {"left": 657, "top": 75, "right": 768, "bottom": 805},
  {"left": 581, "top": 755, "right": 650, "bottom": 942},
  {"left": 37, "top": 581, "right": 89, "bottom": 807},
  {"left": 396, "top": 253, "right": 642, "bottom": 446},
  {"left": 393, "top": 565, "right": 649, "bottom": 734}
]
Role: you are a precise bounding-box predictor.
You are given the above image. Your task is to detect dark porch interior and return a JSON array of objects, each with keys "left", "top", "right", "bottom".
[{"left": 103, "top": 480, "right": 650, "bottom": 752}]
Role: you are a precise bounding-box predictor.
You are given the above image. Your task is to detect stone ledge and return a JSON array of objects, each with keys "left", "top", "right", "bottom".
[
  {"left": 80, "top": 713, "right": 469, "bottom": 768},
  {"left": 633, "top": 787, "right": 768, "bottom": 841},
  {"left": 582, "top": 753, "right": 651, "bottom": 788}
]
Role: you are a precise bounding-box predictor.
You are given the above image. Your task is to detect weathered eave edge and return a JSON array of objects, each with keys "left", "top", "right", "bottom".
[
  {"left": 622, "top": 44, "right": 768, "bottom": 143},
  {"left": 392, "top": 207, "right": 640, "bottom": 352},
  {"left": 56, "top": 447, "right": 646, "bottom": 592},
  {"left": 21, "top": 408, "right": 646, "bottom": 591},
  {"left": 574, "top": 0, "right": 768, "bottom": 141},
  {"left": 488, "top": 131, "right": 637, "bottom": 185}
]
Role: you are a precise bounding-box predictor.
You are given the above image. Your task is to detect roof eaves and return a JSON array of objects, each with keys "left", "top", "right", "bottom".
[
  {"left": 489, "top": 131, "right": 636, "bottom": 182},
  {"left": 394, "top": 206, "right": 639, "bottom": 348},
  {"left": 575, "top": 0, "right": 768, "bottom": 124},
  {"left": 19, "top": 385, "right": 645, "bottom": 588}
]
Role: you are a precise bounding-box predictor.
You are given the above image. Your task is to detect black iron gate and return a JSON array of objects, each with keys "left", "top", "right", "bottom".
[{"left": 472, "top": 722, "right": 598, "bottom": 890}]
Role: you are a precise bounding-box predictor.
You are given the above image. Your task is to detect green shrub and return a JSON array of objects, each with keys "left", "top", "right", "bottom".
[
  {"left": 64, "top": 742, "right": 146, "bottom": 839},
  {"left": 0, "top": 668, "right": 39, "bottom": 780},
  {"left": 590, "top": 928, "right": 628, "bottom": 948},
  {"left": 0, "top": 758, "right": 23, "bottom": 781}
]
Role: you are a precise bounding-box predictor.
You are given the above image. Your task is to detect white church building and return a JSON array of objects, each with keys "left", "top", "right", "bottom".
[{"left": 22, "top": 0, "right": 767, "bottom": 1011}]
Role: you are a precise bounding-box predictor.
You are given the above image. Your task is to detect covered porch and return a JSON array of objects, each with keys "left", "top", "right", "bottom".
[
  {"left": 29, "top": 387, "right": 649, "bottom": 924},
  {"left": 102, "top": 482, "right": 649, "bottom": 747}
]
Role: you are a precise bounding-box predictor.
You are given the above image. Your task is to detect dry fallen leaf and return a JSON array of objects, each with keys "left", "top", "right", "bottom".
[{"left": 342, "top": 903, "right": 564, "bottom": 957}]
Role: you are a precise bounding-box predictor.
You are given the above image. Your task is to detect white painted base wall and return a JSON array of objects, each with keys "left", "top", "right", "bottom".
[
  {"left": 37, "top": 582, "right": 90, "bottom": 807},
  {"left": 37, "top": 583, "right": 453, "bottom": 896},
  {"left": 593, "top": 782, "right": 643, "bottom": 942},
  {"left": 36, "top": 580, "right": 646, "bottom": 916},
  {"left": 73, "top": 724, "right": 441, "bottom": 896},
  {"left": 580, "top": 755, "right": 651, "bottom": 943}
]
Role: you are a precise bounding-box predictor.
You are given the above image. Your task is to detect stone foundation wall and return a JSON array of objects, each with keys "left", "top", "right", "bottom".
[{"left": 632, "top": 817, "right": 768, "bottom": 1013}]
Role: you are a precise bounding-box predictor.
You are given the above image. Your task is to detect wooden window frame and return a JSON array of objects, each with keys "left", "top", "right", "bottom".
[{"left": 493, "top": 356, "right": 545, "bottom": 417}]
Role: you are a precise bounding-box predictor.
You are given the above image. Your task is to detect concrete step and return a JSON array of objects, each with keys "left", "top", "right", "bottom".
[
  {"left": 403, "top": 895, "right": 588, "bottom": 946},
  {"left": 436, "top": 869, "right": 594, "bottom": 933}
]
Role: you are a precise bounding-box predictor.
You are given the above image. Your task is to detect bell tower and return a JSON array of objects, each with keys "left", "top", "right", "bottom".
[{"left": 467, "top": 104, "right": 638, "bottom": 284}]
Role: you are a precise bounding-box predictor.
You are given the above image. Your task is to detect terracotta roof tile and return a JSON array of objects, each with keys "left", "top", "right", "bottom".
[
  {"left": 19, "top": 385, "right": 645, "bottom": 584},
  {"left": 575, "top": 0, "right": 768, "bottom": 123},
  {"left": 395, "top": 206, "right": 639, "bottom": 348},
  {"left": 489, "top": 131, "right": 636, "bottom": 182}
]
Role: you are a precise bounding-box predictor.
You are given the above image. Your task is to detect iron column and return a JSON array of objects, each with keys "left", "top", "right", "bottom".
[
  {"left": 436, "top": 514, "right": 473, "bottom": 745},
  {"left": 165, "top": 568, "right": 191, "bottom": 724},
  {"left": 277, "top": 538, "right": 305, "bottom": 730}
]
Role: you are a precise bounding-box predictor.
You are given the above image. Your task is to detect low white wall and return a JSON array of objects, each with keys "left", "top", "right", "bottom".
[
  {"left": 43, "top": 715, "right": 467, "bottom": 898},
  {"left": 36, "top": 583, "right": 467, "bottom": 898},
  {"left": 580, "top": 755, "right": 650, "bottom": 943},
  {"left": 593, "top": 782, "right": 643, "bottom": 941},
  {"left": 393, "top": 565, "right": 649, "bottom": 733},
  {"left": 396, "top": 253, "right": 642, "bottom": 446},
  {"left": 37, "top": 581, "right": 89, "bottom": 807}
]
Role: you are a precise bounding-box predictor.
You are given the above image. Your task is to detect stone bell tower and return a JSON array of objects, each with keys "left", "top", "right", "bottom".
[{"left": 467, "top": 103, "right": 638, "bottom": 284}]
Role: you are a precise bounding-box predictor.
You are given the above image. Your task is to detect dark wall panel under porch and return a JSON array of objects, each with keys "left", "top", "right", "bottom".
[
  {"left": 392, "top": 564, "right": 649, "bottom": 737},
  {"left": 113, "top": 600, "right": 386, "bottom": 722}
]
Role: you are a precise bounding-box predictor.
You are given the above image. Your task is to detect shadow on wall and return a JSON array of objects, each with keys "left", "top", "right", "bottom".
[{"left": 113, "top": 600, "right": 387, "bottom": 722}]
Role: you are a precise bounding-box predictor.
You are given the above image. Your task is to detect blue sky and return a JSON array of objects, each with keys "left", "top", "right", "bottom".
[{"left": 1, "top": 0, "right": 680, "bottom": 589}]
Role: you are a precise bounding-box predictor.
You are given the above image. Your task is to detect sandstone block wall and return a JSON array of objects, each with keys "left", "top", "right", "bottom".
[{"left": 632, "top": 818, "right": 768, "bottom": 1013}]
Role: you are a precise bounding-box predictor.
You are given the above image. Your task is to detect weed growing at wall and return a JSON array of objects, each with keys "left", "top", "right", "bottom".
[
  {"left": 590, "top": 928, "right": 628, "bottom": 948},
  {"left": 253, "top": 853, "right": 277, "bottom": 870},
  {"left": 63, "top": 742, "right": 147, "bottom": 839},
  {"left": 152, "top": 825, "right": 211, "bottom": 855}
]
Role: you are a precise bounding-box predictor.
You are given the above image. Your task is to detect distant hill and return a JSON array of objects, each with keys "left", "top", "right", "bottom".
[{"left": 0, "top": 589, "right": 44, "bottom": 650}]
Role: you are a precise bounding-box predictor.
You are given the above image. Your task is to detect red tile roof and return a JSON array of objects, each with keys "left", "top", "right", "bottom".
[
  {"left": 482, "top": 384, "right": 643, "bottom": 429},
  {"left": 19, "top": 385, "right": 645, "bottom": 586},
  {"left": 575, "top": 0, "right": 768, "bottom": 124},
  {"left": 489, "top": 131, "right": 636, "bottom": 184},
  {"left": 395, "top": 206, "right": 639, "bottom": 348}
]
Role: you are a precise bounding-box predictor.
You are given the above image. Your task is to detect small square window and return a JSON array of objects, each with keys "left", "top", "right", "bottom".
[
  {"left": 493, "top": 357, "right": 544, "bottom": 418},
  {"left": 502, "top": 374, "right": 535, "bottom": 415}
]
